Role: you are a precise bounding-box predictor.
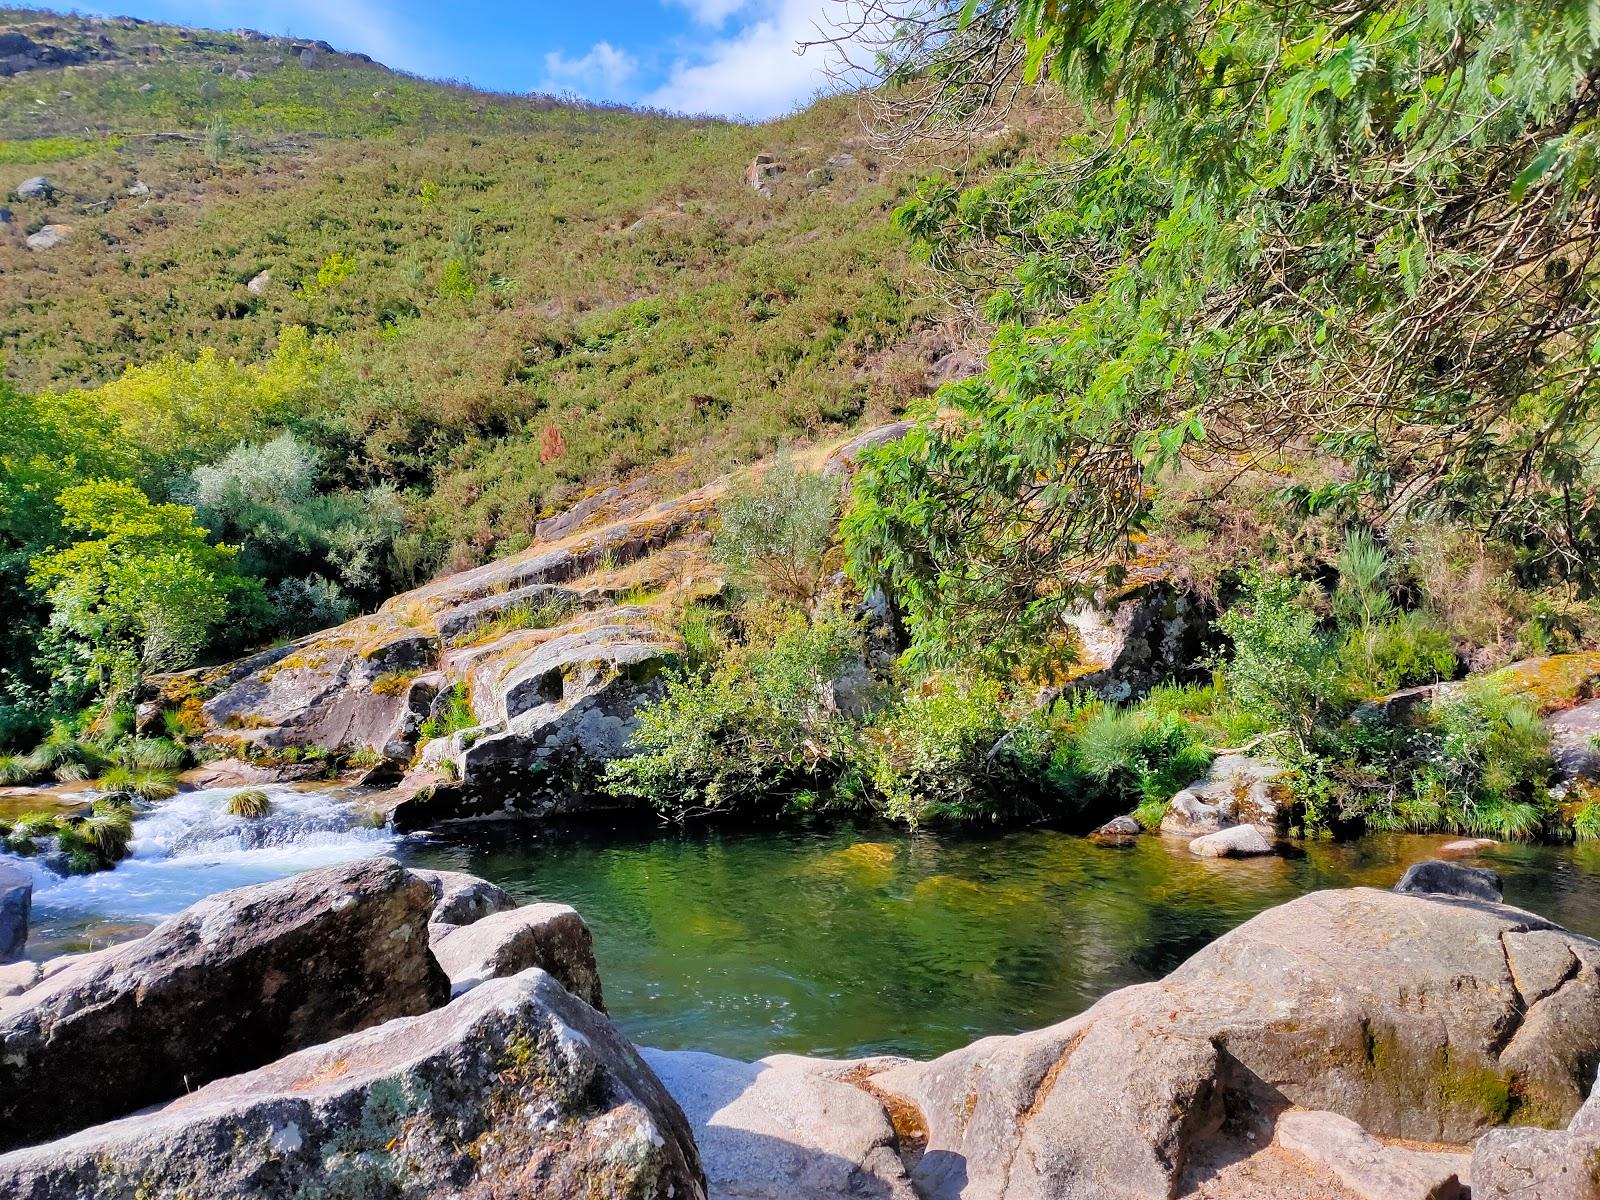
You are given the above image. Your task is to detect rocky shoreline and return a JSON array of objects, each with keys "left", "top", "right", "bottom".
[{"left": 0, "top": 853, "right": 1596, "bottom": 1198}]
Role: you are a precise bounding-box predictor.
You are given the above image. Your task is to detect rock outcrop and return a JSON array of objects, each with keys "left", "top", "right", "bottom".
[
  {"left": 0, "top": 970, "right": 706, "bottom": 1200},
  {"left": 869, "top": 887, "right": 1600, "bottom": 1199},
  {"left": 0, "top": 861, "right": 30, "bottom": 961},
  {"left": 162, "top": 475, "right": 724, "bottom": 826},
  {"left": 0, "top": 857, "right": 446, "bottom": 1151},
  {"left": 430, "top": 901, "right": 603, "bottom": 1007},
  {"left": 643, "top": 1048, "right": 916, "bottom": 1200},
  {"left": 1160, "top": 754, "right": 1288, "bottom": 837}
]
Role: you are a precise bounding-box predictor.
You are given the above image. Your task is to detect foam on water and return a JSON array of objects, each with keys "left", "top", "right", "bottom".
[{"left": 20, "top": 786, "right": 397, "bottom": 927}]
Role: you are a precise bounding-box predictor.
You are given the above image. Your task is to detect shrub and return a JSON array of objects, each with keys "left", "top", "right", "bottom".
[
  {"left": 1216, "top": 573, "right": 1340, "bottom": 746},
  {"left": 1405, "top": 684, "right": 1553, "bottom": 839},
  {"left": 713, "top": 452, "right": 840, "bottom": 606},
  {"left": 98, "top": 765, "right": 179, "bottom": 802},
  {"left": 606, "top": 603, "right": 864, "bottom": 819},
  {"left": 863, "top": 675, "right": 1050, "bottom": 827},
  {"left": 1070, "top": 705, "right": 1214, "bottom": 827},
  {"left": 1336, "top": 612, "right": 1458, "bottom": 698}
]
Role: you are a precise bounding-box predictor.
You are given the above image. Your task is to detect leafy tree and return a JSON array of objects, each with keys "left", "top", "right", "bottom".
[
  {"left": 29, "top": 481, "right": 241, "bottom": 701},
  {"left": 845, "top": 0, "right": 1600, "bottom": 661}
]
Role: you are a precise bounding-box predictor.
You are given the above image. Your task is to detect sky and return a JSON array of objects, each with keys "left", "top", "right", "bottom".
[{"left": 61, "top": 0, "right": 859, "bottom": 120}]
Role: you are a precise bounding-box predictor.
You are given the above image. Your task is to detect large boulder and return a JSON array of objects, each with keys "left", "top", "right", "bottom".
[
  {"left": 643, "top": 1048, "right": 916, "bottom": 1200},
  {"left": 0, "top": 970, "right": 706, "bottom": 1200},
  {"left": 0, "top": 861, "right": 30, "bottom": 960},
  {"left": 429, "top": 902, "right": 603, "bottom": 1007},
  {"left": 872, "top": 888, "right": 1600, "bottom": 1200},
  {"left": 0, "top": 857, "right": 447, "bottom": 1151}
]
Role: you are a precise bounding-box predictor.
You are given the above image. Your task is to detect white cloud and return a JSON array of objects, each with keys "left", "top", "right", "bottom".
[
  {"left": 540, "top": 41, "right": 640, "bottom": 95},
  {"left": 668, "top": 0, "right": 752, "bottom": 26},
  {"left": 648, "top": 0, "right": 849, "bottom": 120}
]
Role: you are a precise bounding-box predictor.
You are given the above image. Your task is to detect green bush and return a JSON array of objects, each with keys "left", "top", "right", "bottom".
[
  {"left": 1216, "top": 573, "right": 1340, "bottom": 746},
  {"left": 227, "top": 788, "right": 273, "bottom": 819},
  {"left": 606, "top": 603, "right": 864, "bottom": 819},
  {"left": 417, "top": 685, "right": 477, "bottom": 743},
  {"left": 712, "top": 453, "right": 840, "bottom": 607},
  {"left": 1336, "top": 612, "right": 1459, "bottom": 698},
  {"left": 1070, "top": 705, "right": 1214, "bottom": 828}
]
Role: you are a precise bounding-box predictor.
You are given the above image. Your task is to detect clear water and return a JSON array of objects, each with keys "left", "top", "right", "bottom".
[{"left": 10, "top": 788, "right": 1600, "bottom": 1061}]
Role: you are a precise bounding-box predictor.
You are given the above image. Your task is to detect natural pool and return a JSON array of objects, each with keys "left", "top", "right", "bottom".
[{"left": 12, "top": 785, "right": 1600, "bottom": 1061}]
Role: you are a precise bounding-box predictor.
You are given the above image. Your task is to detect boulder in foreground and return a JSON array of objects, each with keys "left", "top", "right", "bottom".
[
  {"left": 643, "top": 1048, "right": 916, "bottom": 1200},
  {"left": 872, "top": 887, "right": 1600, "bottom": 1200},
  {"left": 0, "top": 970, "right": 706, "bottom": 1200},
  {"left": 0, "top": 857, "right": 446, "bottom": 1152}
]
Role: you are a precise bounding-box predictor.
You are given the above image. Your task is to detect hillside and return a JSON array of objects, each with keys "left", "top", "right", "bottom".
[{"left": 0, "top": 8, "right": 1011, "bottom": 565}]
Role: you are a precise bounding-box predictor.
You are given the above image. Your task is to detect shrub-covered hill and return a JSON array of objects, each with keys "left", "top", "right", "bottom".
[{"left": 0, "top": 7, "right": 1013, "bottom": 564}]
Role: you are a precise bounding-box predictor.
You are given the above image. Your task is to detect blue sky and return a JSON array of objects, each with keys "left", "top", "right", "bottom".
[{"left": 59, "top": 1, "right": 855, "bottom": 119}]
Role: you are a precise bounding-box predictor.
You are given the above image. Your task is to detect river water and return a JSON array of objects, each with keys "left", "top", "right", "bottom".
[{"left": 9, "top": 785, "right": 1600, "bottom": 1060}]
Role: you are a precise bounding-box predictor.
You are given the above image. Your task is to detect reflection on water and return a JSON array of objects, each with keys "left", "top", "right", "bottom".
[
  {"left": 404, "top": 824, "right": 1600, "bottom": 1060},
  {"left": 10, "top": 784, "right": 1600, "bottom": 1061}
]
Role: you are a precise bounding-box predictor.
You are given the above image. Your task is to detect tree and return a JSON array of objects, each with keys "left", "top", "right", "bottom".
[
  {"left": 29, "top": 481, "right": 240, "bottom": 701},
  {"left": 843, "top": 0, "right": 1600, "bottom": 662}
]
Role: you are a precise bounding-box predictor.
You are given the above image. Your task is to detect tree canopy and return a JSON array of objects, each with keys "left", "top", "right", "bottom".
[{"left": 845, "top": 0, "right": 1600, "bottom": 662}]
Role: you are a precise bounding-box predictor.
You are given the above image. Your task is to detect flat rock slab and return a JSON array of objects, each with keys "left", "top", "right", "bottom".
[
  {"left": 0, "top": 970, "right": 706, "bottom": 1200},
  {"left": 1472, "top": 1125, "right": 1600, "bottom": 1199},
  {"left": 0, "top": 857, "right": 446, "bottom": 1152},
  {"left": 429, "top": 901, "right": 603, "bottom": 1007},
  {"left": 1274, "top": 1109, "right": 1468, "bottom": 1200},
  {"left": 643, "top": 1048, "right": 915, "bottom": 1200}
]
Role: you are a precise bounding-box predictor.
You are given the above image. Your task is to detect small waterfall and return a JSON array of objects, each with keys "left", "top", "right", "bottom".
[{"left": 22, "top": 786, "right": 398, "bottom": 931}]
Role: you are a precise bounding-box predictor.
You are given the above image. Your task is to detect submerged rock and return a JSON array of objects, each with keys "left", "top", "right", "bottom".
[
  {"left": 871, "top": 887, "right": 1600, "bottom": 1200},
  {"left": 0, "top": 857, "right": 446, "bottom": 1152},
  {"left": 0, "top": 970, "right": 706, "bottom": 1200},
  {"left": 1090, "top": 814, "right": 1142, "bottom": 845},
  {"left": 1395, "top": 859, "right": 1504, "bottom": 903},
  {"left": 643, "top": 1048, "right": 915, "bottom": 1200},
  {"left": 0, "top": 861, "right": 30, "bottom": 961},
  {"left": 429, "top": 901, "right": 603, "bottom": 1007}
]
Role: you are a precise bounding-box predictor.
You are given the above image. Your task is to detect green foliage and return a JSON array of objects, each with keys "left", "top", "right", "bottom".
[
  {"left": 849, "top": 0, "right": 1600, "bottom": 662},
  {"left": 98, "top": 764, "right": 179, "bottom": 802},
  {"left": 227, "top": 788, "right": 273, "bottom": 819},
  {"left": 417, "top": 684, "right": 477, "bottom": 743},
  {"left": 451, "top": 595, "right": 574, "bottom": 647},
  {"left": 1216, "top": 574, "right": 1338, "bottom": 747},
  {"left": 605, "top": 603, "right": 864, "bottom": 819},
  {"left": 1335, "top": 612, "right": 1458, "bottom": 698},
  {"left": 863, "top": 675, "right": 1047, "bottom": 827},
  {"left": 712, "top": 453, "right": 841, "bottom": 606},
  {"left": 29, "top": 480, "right": 242, "bottom": 699},
  {"left": 1070, "top": 705, "right": 1213, "bottom": 825}
]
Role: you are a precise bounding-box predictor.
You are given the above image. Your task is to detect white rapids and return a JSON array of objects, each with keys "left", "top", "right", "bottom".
[{"left": 6, "top": 786, "right": 397, "bottom": 951}]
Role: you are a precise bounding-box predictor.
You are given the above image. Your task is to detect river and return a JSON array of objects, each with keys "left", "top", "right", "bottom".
[{"left": 9, "top": 784, "right": 1600, "bottom": 1060}]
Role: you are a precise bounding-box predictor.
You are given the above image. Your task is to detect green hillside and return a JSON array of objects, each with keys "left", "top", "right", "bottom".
[{"left": 0, "top": 7, "right": 1047, "bottom": 726}]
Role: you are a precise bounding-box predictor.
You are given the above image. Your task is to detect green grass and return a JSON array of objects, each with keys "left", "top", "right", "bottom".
[{"left": 0, "top": 136, "right": 116, "bottom": 165}]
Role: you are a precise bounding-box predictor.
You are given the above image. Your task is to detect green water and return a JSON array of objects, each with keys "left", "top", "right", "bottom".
[{"left": 404, "top": 824, "right": 1600, "bottom": 1061}]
